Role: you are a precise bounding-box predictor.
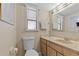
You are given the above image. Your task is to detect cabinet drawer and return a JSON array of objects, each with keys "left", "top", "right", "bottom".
[
  {"left": 47, "top": 46, "right": 56, "bottom": 56},
  {"left": 54, "top": 44, "right": 63, "bottom": 54},
  {"left": 63, "top": 48, "right": 79, "bottom": 56},
  {"left": 47, "top": 41, "right": 55, "bottom": 48},
  {"left": 47, "top": 41, "right": 63, "bottom": 54},
  {"left": 40, "top": 38, "right": 47, "bottom": 44}
]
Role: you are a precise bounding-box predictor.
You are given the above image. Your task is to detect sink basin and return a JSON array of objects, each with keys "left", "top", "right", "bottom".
[{"left": 55, "top": 39, "right": 73, "bottom": 44}]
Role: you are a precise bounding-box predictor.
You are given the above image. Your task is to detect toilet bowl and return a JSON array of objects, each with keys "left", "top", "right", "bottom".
[
  {"left": 25, "top": 49, "right": 39, "bottom": 56},
  {"left": 22, "top": 36, "right": 39, "bottom": 56}
]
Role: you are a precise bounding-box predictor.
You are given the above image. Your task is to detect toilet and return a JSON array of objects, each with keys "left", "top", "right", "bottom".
[{"left": 22, "top": 36, "right": 39, "bottom": 56}]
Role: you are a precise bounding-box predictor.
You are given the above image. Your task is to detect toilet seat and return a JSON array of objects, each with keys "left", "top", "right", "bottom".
[{"left": 25, "top": 49, "right": 39, "bottom": 56}]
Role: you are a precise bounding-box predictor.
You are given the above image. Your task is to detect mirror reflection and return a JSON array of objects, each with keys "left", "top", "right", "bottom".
[
  {"left": 50, "top": 3, "right": 79, "bottom": 33},
  {"left": 52, "top": 14, "right": 64, "bottom": 31}
]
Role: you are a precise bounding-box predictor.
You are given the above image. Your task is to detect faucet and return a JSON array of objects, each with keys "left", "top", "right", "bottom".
[{"left": 64, "top": 38, "right": 70, "bottom": 41}]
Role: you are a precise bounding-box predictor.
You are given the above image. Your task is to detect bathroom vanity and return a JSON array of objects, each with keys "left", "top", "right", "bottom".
[{"left": 40, "top": 36, "right": 79, "bottom": 56}]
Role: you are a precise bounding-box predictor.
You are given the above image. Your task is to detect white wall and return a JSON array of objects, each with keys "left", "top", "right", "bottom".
[
  {"left": 0, "top": 3, "right": 16, "bottom": 56},
  {"left": 39, "top": 9, "right": 50, "bottom": 36},
  {"left": 15, "top": 4, "right": 25, "bottom": 55},
  {"left": 0, "top": 21, "right": 16, "bottom": 56}
]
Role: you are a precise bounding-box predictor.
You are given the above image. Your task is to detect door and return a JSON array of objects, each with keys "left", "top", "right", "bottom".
[{"left": 41, "top": 43, "right": 47, "bottom": 56}]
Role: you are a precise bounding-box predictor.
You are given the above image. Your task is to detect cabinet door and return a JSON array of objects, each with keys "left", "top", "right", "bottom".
[
  {"left": 47, "top": 41, "right": 55, "bottom": 48},
  {"left": 57, "top": 52, "right": 63, "bottom": 56},
  {"left": 54, "top": 44, "right": 63, "bottom": 54},
  {"left": 63, "top": 48, "right": 79, "bottom": 56},
  {"left": 40, "top": 38, "right": 47, "bottom": 44},
  {"left": 47, "top": 41, "right": 63, "bottom": 54},
  {"left": 47, "top": 46, "right": 56, "bottom": 56},
  {"left": 41, "top": 43, "right": 47, "bottom": 56}
]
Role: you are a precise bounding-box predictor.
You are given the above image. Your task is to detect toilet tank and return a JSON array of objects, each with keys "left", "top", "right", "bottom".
[{"left": 22, "top": 37, "right": 35, "bottom": 50}]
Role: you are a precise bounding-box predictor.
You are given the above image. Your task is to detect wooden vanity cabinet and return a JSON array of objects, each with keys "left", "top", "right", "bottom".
[
  {"left": 54, "top": 43, "right": 63, "bottom": 54},
  {"left": 40, "top": 38, "right": 47, "bottom": 56},
  {"left": 63, "top": 48, "right": 79, "bottom": 56},
  {"left": 47, "top": 41, "right": 63, "bottom": 56},
  {"left": 47, "top": 46, "right": 56, "bottom": 56},
  {"left": 47, "top": 41, "right": 56, "bottom": 56},
  {"left": 40, "top": 37, "right": 79, "bottom": 56},
  {"left": 40, "top": 38, "right": 63, "bottom": 56},
  {"left": 57, "top": 52, "right": 63, "bottom": 56}
]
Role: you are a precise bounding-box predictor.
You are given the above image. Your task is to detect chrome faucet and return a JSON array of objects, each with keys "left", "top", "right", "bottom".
[{"left": 64, "top": 38, "right": 70, "bottom": 41}]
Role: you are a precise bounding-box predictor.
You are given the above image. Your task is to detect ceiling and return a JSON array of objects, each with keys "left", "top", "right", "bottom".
[
  {"left": 26, "top": 3, "right": 79, "bottom": 16},
  {"left": 27, "top": 3, "right": 59, "bottom": 11},
  {"left": 58, "top": 4, "right": 79, "bottom": 16}
]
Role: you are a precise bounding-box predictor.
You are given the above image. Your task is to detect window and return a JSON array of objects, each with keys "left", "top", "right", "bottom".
[
  {"left": 52, "top": 14, "right": 63, "bottom": 31},
  {"left": 57, "top": 16, "right": 63, "bottom": 30},
  {"left": 26, "top": 7, "right": 37, "bottom": 31}
]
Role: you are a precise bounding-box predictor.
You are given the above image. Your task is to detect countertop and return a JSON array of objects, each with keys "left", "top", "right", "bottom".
[{"left": 41, "top": 35, "right": 79, "bottom": 53}]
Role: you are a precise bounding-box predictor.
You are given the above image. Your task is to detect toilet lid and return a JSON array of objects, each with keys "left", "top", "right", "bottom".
[{"left": 25, "top": 49, "right": 39, "bottom": 56}]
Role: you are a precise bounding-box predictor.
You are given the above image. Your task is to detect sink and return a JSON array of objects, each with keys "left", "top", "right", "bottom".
[
  {"left": 55, "top": 39, "right": 73, "bottom": 44},
  {"left": 50, "top": 36, "right": 73, "bottom": 44}
]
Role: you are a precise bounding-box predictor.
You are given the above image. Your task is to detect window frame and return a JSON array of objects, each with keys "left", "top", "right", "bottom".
[
  {"left": 26, "top": 7, "right": 38, "bottom": 32},
  {"left": 52, "top": 14, "right": 64, "bottom": 31},
  {"left": 27, "top": 19, "right": 37, "bottom": 31}
]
